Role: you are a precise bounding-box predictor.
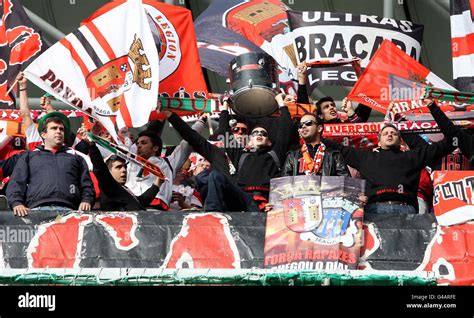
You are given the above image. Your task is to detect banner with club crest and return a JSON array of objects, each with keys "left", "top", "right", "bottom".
[{"left": 265, "top": 176, "right": 365, "bottom": 270}]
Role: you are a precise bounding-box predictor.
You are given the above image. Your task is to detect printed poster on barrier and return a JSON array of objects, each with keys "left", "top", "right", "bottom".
[
  {"left": 432, "top": 171, "right": 474, "bottom": 226},
  {"left": 264, "top": 175, "right": 365, "bottom": 270}
]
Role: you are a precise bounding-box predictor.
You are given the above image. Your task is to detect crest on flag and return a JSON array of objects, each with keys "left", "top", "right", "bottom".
[
  {"left": 86, "top": 35, "right": 152, "bottom": 114},
  {"left": 83, "top": 0, "right": 208, "bottom": 103},
  {"left": 25, "top": 0, "right": 159, "bottom": 137},
  {"left": 283, "top": 196, "right": 322, "bottom": 232}
]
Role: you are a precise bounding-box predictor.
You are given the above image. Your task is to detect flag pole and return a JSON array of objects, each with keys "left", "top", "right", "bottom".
[{"left": 5, "top": 78, "right": 20, "bottom": 96}]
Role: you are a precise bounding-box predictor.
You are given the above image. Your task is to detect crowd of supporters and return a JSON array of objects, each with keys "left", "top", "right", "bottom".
[{"left": 0, "top": 67, "right": 470, "bottom": 216}]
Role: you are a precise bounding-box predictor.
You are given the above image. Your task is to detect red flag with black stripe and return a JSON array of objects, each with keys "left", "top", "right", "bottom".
[{"left": 0, "top": 0, "right": 47, "bottom": 109}]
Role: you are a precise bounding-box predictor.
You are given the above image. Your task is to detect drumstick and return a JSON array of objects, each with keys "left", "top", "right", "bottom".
[{"left": 206, "top": 113, "right": 213, "bottom": 135}]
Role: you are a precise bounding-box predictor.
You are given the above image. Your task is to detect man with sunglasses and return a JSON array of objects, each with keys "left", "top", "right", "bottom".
[
  {"left": 284, "top": 114, "right": 349, "bottom": 177},
  {"left": 211, "top": 95, "right": 249, "bottom": 147},
  {"left": 162, "top": 93, "right": 292, "bottom": 212}
]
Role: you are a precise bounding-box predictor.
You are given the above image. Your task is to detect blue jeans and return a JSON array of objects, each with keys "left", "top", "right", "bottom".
[
  {"left": 365, "top": 203, "right": 417, "bottom": 215},
  {"left": 204, "top": 170, "right": 260, "bottom": 212}
]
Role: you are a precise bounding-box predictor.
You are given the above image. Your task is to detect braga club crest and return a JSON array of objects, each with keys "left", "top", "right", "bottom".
[{"left": 85, "top": 35, "right": 152, "bottom": 113}]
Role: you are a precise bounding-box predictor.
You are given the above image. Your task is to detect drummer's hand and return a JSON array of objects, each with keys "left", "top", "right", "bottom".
[
  {"left": 198, "top": 113, "right": 208, "bottom": 123},
  {"left": 275, "top": 92, "right": 286, "bottom": 107},
  {"left": 219, "top": 100, "right": 229, "bottom": 112},
  {"left": 219, "top": 91, "right": 232, "bottom": 111},
  {"left": 297, "top": 62, "right": 308, "bottom": 85}
]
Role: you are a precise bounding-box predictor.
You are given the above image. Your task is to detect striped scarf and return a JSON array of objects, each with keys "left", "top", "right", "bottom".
[{"left": 301, "top": 142, "right": 326, "bottom": 175}]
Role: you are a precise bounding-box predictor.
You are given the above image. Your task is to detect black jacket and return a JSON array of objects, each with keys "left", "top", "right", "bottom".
[
  {"left": 283, "top": 145, "right": 350, "bottom": 177},
  {"left": 89, "top": 144, "right": 159, "bottom": 211},
  {"left": 322, "top": 137, "right": 455, "bottom": 208},
  {"left": 168, "top": 107, "right": 293, "bottom": 188},
  {"left": 0, "top": 152, "right": 22, "bottom": 177},
  {"left": 7, "top": 146, "right": 95, "bottom": 209}
]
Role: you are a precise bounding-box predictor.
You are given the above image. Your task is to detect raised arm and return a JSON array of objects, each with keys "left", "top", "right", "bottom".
[
  {"left": 17, "top": 72, "right": 33, "bottom": 129},
  {"left": 296, "top": 62, "right": 310, "bottom": 104},
  {"left": 166, "top": 116, "right": 206, "bottom": 176},
  {"left": 165, "top": 111, "right": 223, "bottom": 164},
  {"left": 428, "top": 101, "right": 473, "bottom": 156},
  {"left": 212, "top": 98, "right": 232, "bottom": 139},
  {"left": 271, "top": 93, "right": 294, "bottom": 164},
  {"left": 415, "top": 136, "right": 457, "bottom": 169},
  {"left": 341, "top": 98, "right": 372, "bottom": 123}
]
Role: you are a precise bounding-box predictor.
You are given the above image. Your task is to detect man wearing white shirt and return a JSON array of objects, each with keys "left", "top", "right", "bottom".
[{"left": 126, "top": 117, "right": 205, "bottom": 210}]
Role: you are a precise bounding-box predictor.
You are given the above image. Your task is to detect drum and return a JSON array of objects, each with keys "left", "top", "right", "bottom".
[{"left": 228, "top": 52, "right": 279, "bottom": 118}]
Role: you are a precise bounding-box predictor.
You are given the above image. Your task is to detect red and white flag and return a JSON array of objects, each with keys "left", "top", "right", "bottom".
[
  {"left": 347, "top": 40, "right": 459, "bottom": 115},
  {"left": 24, "top": 0, "right": 159, "bottom": 136},
  {"left": 450, "top": 0, "right": 474, "bottom": 92},
  {"left": 84, "top": 0, "right": 208, "bottom": 101}
]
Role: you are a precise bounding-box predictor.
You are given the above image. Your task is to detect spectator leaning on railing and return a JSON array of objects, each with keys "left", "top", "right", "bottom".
[{"left": 6, "top": 112, "right": 95, "bottom": 216}]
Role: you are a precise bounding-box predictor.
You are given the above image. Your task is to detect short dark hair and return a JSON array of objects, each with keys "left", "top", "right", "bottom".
[
  {"left": 251, "top": 124, "right": 269, "bottom": 133},
  {"left": 315, "top": 96, "right": 335, "bottom": 115},
  {"left": 378, "top": 123, "right": 401, "bottom": 140},
  {"left": 105, "top": 155, "right": 127, "bottom": 169},
  {"left": 251, "top": 124, "right": 271, "bottom": 141},
  {"left": 40, "top": 117, "right": 65, "bottom": 134},
  {"left": 235, "top": 117, "right": 248, "bottom": 127},
  {"left": 138, "top": 130, "right": 163, "bottom": 156},
  {"left": 301, "top": 113, "right": 324, "bottom": 128}
]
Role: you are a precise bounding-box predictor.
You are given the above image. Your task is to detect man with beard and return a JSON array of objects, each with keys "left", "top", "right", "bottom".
[{"left": 284, "top": 113, "right": 349, "bottom": 176}]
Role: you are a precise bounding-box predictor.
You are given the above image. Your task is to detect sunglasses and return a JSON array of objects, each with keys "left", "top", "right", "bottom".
[
  {"left": 231, "top": 126, "right": 248, "bottom": 134},
  {"left": 251, "top": 130, "right": 268, "bottom": 137},
  {"left": 298, "top": 120, "right": 316, "bottom": 129}
]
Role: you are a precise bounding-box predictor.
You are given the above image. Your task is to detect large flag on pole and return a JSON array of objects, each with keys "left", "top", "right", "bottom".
[
  {"left": 24, "top": 0, "right": 159, "bottom": 134},
  {"left": 0, "top": 0, "right": 47, "bottom": 108},
  {"left": 347, "top": 40, "right": 462, "bottom": 116},
  {"left": 83, "top": 0, "right": 208, "bottom": 100},
  {"left": 450, "top": 0, "right": 474, "bottom": 92}
]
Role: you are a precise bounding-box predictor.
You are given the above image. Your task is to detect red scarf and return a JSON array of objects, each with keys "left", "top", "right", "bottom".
[{"left": 301, "top": 141, "right": 326, "bottom": 175}]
